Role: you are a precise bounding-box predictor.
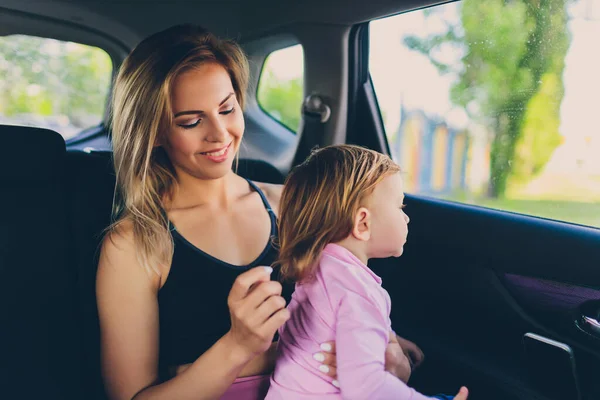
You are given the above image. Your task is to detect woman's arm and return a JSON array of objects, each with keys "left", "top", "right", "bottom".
[
  {"left": 131, "top": 333, "right": 258, "bottom": 400},
  {"left": 97, "top": 225, "right": 289, "bottom": 400},
  {"left": 238, "top": 341, "right": 278, "bottom": 377}
]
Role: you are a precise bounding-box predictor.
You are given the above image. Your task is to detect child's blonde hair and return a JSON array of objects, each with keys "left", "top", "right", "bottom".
[{"left": 277, "top": 144, "right": 400, "bottom": 282}]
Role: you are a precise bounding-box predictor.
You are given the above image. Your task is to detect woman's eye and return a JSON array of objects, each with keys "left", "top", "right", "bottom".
[
  {"left": 178, "top": 119, "right": 201, "bottom": 129},
  {"left": 221, "top": 107, "right": 235, "bottom": 115}
]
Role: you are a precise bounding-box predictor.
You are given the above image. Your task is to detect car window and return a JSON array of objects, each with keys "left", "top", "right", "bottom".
[
  {"left": 0, "top": 34, "right": 112, "bottom": 140},
  {"left": 369, "top": 0, "right": 600, "bottom": 228},
  {"left": 257, "top": 44, "right": 304, "bottom": 133}
]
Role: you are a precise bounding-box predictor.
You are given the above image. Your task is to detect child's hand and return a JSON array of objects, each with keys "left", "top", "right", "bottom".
[{"left": 454, "top": 387, "right": 469, "bottom": 400}]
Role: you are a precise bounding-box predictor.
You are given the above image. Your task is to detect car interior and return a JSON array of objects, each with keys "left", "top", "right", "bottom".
[{"left": 1, "top": 0, "right": 599, "bottom": 399}]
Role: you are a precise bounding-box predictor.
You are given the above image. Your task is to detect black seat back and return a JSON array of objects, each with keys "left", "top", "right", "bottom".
[
  {"left": 0, "top": 125, "right": 82, "bottom": 399},
  {"left": 66, "top": 150, "right": 116, "bottom": 399}
]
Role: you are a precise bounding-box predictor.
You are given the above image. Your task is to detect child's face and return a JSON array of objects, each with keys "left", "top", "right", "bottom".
[{"left": 367, "top": 172, "right": 410, "bottom": 258}]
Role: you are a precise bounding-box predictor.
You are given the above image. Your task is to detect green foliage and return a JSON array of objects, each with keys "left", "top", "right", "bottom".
[
  {"left": 0, "top": 35, "right": 112, "bottom": 130},
  {"left": 257, "top": 70, "right": 303, "bottom": 133},
  {"left": 404, "top": 0, "right": 570, "bottom": 197},
  {"left": 513, "top": 72, "right": 564, "bottom": 183}
]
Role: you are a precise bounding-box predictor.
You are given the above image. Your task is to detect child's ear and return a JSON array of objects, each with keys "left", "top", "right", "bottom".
[{"left": 352, "top": 207, "right": 371, "bottom": 242}]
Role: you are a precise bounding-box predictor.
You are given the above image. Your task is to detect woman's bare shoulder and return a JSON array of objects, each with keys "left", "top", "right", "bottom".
[
  {"left": 100, "top": 219, "right": 135, "bottom": 257},
  {"left": 98, "top": 219, "right": 162, "bottom": 290}
]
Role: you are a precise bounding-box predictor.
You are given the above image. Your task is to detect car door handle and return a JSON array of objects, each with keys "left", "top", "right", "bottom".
[
  {"left": 581, "top": 315, "right": 600, "bottom": 335},
  {"left": 578, "top": 300, "right": 600, "bottom": 337}
]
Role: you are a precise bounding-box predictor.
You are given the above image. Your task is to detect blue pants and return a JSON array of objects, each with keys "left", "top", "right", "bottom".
[{"left": 432, "top": 395, "right": 454, "bottom": 400}]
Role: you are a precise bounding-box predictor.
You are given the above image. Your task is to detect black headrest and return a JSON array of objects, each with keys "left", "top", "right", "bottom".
[
  {"left": 0, "top": 125, "right": 65, "bottom": 181},
  {"left": 236, "top": 158, "right": 285, "bottom": 185},
  {"left": 66, "top": 150, "right": 115, "bottom": 179}
]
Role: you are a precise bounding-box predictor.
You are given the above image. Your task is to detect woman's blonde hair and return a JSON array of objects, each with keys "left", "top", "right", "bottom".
[
  {"left": 109, "top": 24, "right": 249, "bottom": 275},
  {"left": 277, "top": 144, "right": 400, "bottom": 282}
]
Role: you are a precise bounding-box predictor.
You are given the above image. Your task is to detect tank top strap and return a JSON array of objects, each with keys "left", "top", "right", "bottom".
[
  {"left": 246, "top": 178, "right": 277, "bottom": 236},
  {"left": 246, "top": 179, "right": 275, "bottom": 214}
]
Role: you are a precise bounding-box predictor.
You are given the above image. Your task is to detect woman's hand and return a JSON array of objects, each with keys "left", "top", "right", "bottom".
[
  {"left": 226, "top": 266, "right": 290, "bottom": 361},
  {"left": 395, "top": 335, "right": 425, "bottom": 370},
  {"left": 385, "top": 333, "right": 412, "bottom": 383},
  {"left": 311, "top": 341, "right": 339, "bottom": 387},
  {"left": 309, "top": 337, "right": 416, "bottom": 387}
]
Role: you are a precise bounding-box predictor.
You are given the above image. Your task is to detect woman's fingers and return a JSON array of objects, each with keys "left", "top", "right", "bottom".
[
  {"left": 228, "top": 266, "right": 273, "bottom": 303},
  {"left": 256, "top": 293, "right": 287, "bottom": 323},
  {"left": 317, "top": 363, "right": 337, "bottom": 378},
  {"left": 314, "top": 342, "right": 338, "bottom": 380},
  {"left": 245, "top": 280, "right": 284, "bottom": 309},
  {"left": 232, "top": 279, "right": 287, "bottom": 337},
  {"left": 385, "top": 341, "right": 411, "bottom": 383},
  {"left": 396, "top": 336, "right": 425, "bottom": 369},
  {"left": 313, "top": 341, "right": 338, "bottom": 380},
  {"left": 260, "top": 307, "right": 290, "bottom": 336},
  {"left": 320, "top": 341, "right": 336, "bottom": 354},
  {"left": 313, "top": 350, "right": 336, "bottom": 367},
  {"left": 226, "top": 266, "right": 291, "bottom": 358}
]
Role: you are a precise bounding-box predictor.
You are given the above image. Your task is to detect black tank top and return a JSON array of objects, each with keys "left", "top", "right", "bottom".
[{"left": 157, "top": 180, "right": 291, "bottom": 377}]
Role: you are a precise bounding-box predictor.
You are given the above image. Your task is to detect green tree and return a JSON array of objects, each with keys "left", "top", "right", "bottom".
[
  {"left": 0, "top": 35, "right": 111, "bottom": 131},
  {"left": 404, "top": 0, "right": 570, "bottom": 197},
  {"left": 257, "top": 70, "right": 303, "bottom": 132}
]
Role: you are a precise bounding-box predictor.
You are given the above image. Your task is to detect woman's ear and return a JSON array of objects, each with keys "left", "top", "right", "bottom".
[{"left": 351, "top": 207, "right": 371, "bottom": 242}]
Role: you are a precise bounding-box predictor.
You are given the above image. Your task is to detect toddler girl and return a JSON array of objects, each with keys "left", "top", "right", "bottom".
[{"left": 266, "top": 145, "right": 468, "bottom": 400}]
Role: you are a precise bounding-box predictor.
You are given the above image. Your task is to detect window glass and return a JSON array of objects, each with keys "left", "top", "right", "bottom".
[
  {"left": 0, "top": 34, "right": 112, "bottom": 139},
  {"left": 370, "top": 0, "right": 600, "bottom": 228},
  {"left": 257, "top": 44, "right": 304, "bottom": 133}
]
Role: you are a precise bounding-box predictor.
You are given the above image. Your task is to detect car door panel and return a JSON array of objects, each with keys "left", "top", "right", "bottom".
[{"left": 369, "top": 195, "right": 600, "bottom": 400}]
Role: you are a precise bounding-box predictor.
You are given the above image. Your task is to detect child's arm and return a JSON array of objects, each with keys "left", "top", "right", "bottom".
[{"left": 335, "top": 289, "right": 433, "bottom": 400}]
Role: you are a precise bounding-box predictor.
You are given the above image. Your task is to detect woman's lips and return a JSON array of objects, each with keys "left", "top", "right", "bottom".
[{"left": 200, "top": 142, "right": 232, "bottom": 162}]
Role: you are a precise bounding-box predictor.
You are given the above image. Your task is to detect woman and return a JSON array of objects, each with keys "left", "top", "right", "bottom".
[{"left": 96, "top": 24, "right": 420, "bottom": 400}]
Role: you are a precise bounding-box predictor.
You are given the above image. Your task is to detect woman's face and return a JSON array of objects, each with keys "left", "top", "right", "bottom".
[{"left": 163, "top": 62, "right": 244, "bottom": 181}]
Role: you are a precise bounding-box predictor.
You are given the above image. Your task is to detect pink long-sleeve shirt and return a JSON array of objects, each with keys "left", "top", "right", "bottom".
[{"left": 265, "top": 243, "right": 434, "bottom": 400}]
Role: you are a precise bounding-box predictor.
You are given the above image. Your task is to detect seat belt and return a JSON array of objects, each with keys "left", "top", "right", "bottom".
[{"left": 292, "top": 94, "right": 331, "bottom": 167}]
